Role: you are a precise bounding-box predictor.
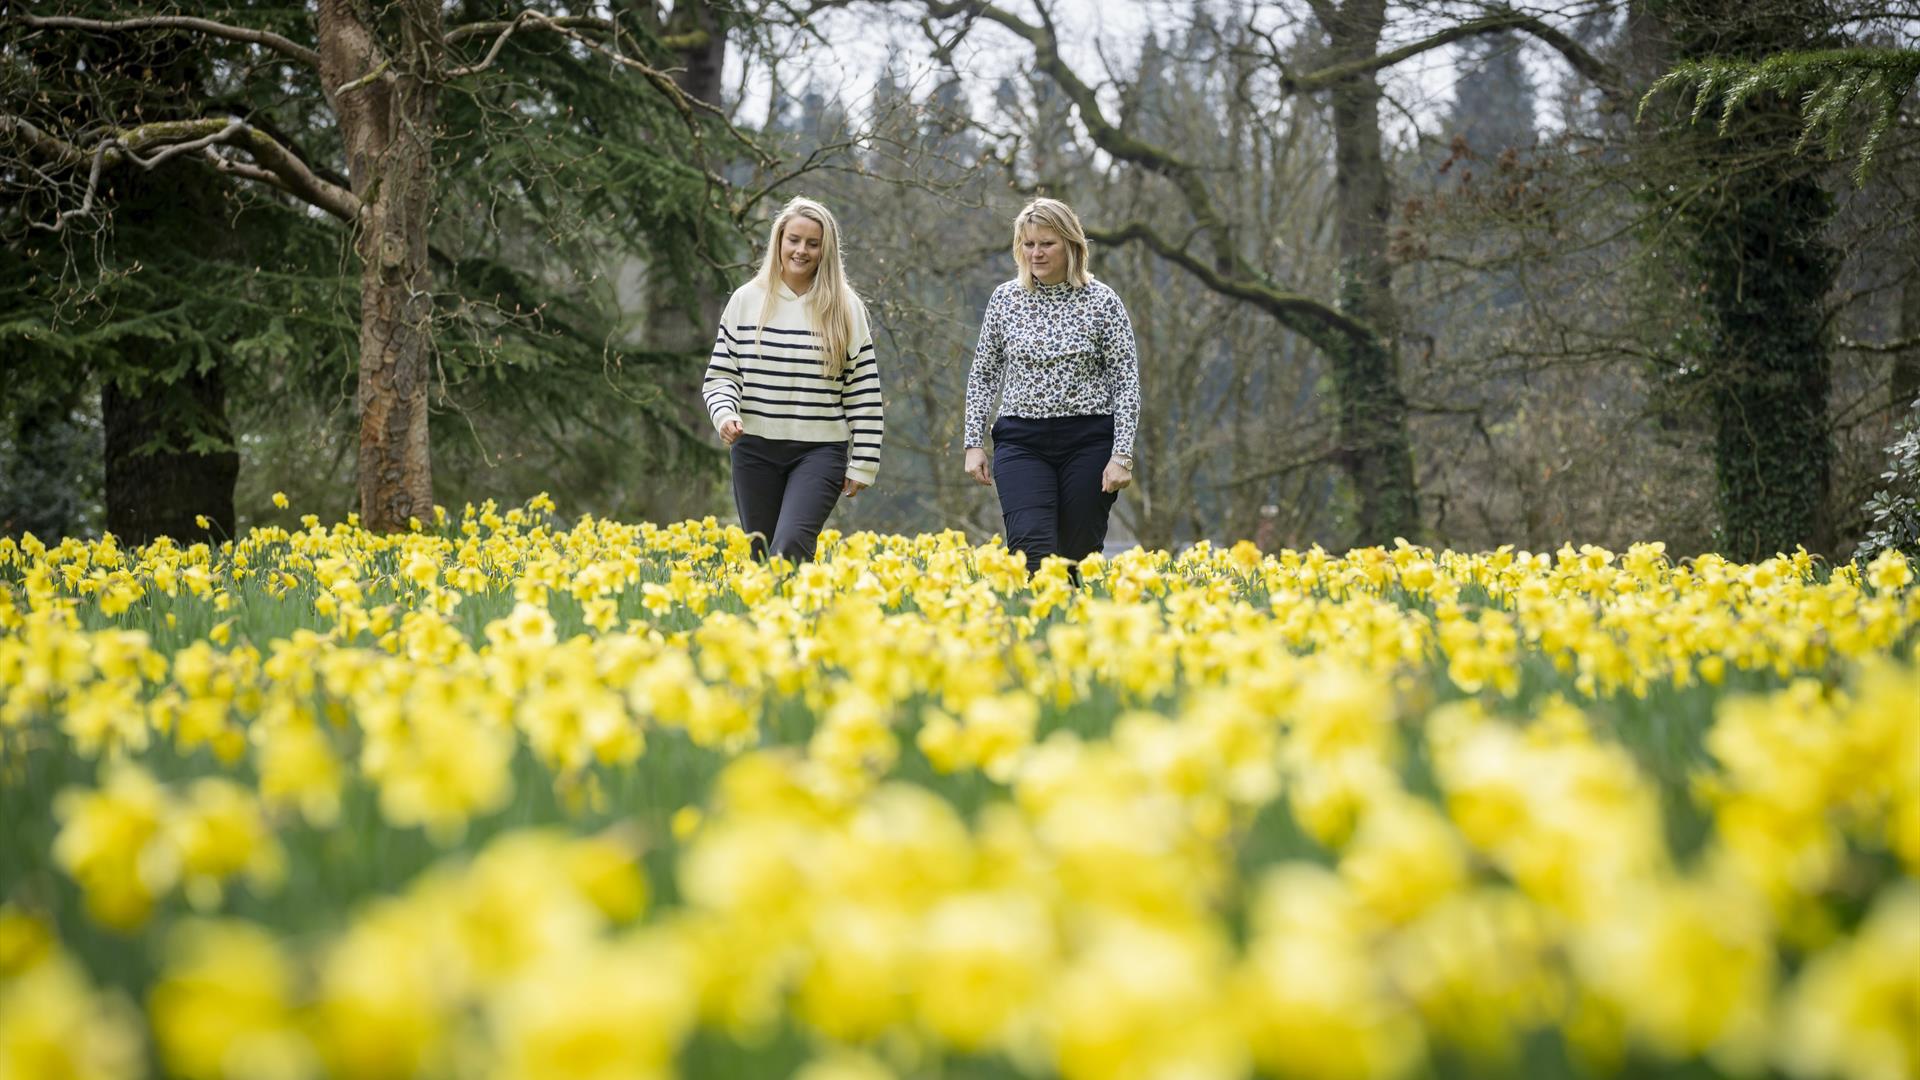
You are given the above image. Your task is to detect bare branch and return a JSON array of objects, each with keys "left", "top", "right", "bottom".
[
  {"left": 1512, "top": 16, "right": 1629, "bottom": 105},
  {"left": 1839, "top": 334, "right": 1920, "bottom": 353},
  {"left": 736, "top": 137, "right": 870, "bottom": 219},
  {"left": 4, "top": 113, "right": 360, "bottom": 225},
  {"left": 1, "top": 113, "right": 90, "bottom": 170},
  {"left": 445, "top": 14, "right": 611, "bottom": 46},
  {"left": 920, "top": 1, "right": 1245, "bottom": 278},
  {"left": 33, "top": 142, "right": 110, "bottom": 232},
  {"left": 444, "top": 10, "right": 545, "bottom": 78},
  {"left": 444, "top": 12, "right": 709, "bottom": 77},
  {"left": 335, "top": 57, "right": 393, "bottom": 95},
  {"left": 1088, "top": 221, "right": 1370, "bottom": 350},
  {"left": 1292, "top": 14, "right": 1504, "bottom": 89},
  {"left": 201, "top": 149, "right": 289, "bottom": 193},
  {"left": 16, "top": 12, "right": 321, "bottom": 69},
  {"left": 447, "top": 14, "right": 707, "bottom": 50},
  {"left": 234, "top": 125, "right": 359, "bottom": 221},
  {"left": 127, "top": 117, "right": 247, "bottom": 169}
]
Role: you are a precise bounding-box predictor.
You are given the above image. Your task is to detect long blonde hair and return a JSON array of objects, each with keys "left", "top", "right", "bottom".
[
  {"left": 755, "top": 197, "right": 865, "bottom": 378},
  {"left": 1012, "top": 197, "right": 1093, "bottom": 290}
]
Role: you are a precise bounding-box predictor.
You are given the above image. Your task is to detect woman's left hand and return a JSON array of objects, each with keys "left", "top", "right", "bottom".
[
  {"left": 843, "top": 478, "right": 868, "bottom": 498},
  {"left": 1102, "top": 460, "right": 1132, "bottom": 494}
]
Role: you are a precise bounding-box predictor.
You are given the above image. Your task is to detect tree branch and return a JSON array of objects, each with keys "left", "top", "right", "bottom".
[
  {"left": 1282, "top": 8, "right": 1627, "bottom": 104},
  {"left": 442, "top": 10, "right": 774, "bottom": 167},
  {"left": 445, "top": 10, "right": 552, "bottom": 78},
  {"left": 920, "top": 0, "right": 1245, "bottom": 277},
  {"left": 1088, "top": 221, "right": 1372, "bottom": 350},
  {"left": 915, "top": 1, "right": 1380, "bottom": 353},
  {"left": 0, "top": 113, "right": 90, "bottom": 170},
  {"left": 16, "top": 12, "right": 321, "bottom": 69},
  {"left": 444, "top": 13, "right": 709, "bottom": 77},
  {"left": 4, "top": 113, "right": 360, "bottom": 225},
  {"left": 233, "top": 125, "right": 359, "bottom": 221},
  {"left": 445, "top": 14, "right": 613, "bottom": 46},
  {"left": 1839, "top": 334, "right": 1920, "bottom": 353}
]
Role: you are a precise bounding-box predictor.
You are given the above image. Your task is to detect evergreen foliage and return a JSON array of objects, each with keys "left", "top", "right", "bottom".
[
  {"left": 1638, "top": 2, "right": 1846, "bottom": 560},
  {"left": 0, "top": 398, "right": 102, "bottom": 540},
  {"left": 1859, "top": 400, "right": 1920, "bottom": 561},
  {"left": 2, "top": 1, "right": 746, "bottom": 536},
  {"left": 1645, "top": 48, "right": 1920, "bottom": 183}
]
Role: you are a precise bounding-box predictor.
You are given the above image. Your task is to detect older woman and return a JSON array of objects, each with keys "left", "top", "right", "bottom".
[{"left": 963, "top": 197, "right": 1140, "bottom": 574}]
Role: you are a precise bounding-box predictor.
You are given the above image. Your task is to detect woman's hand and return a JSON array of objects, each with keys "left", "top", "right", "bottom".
[
  {"left": 718, "top": 418, "right": 743, "bottom": 445},
  {"left": 842, "top": 477, "right": 868, "bottom": 498},
  {"left": 964, "top": 447, "right": 993, "bottom": 486},
  {"left": 1102, "top": 459, "right": 1132, "bottom": 493}
]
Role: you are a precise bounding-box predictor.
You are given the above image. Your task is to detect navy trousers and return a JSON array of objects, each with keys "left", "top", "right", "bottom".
[
  {"left": 730, "top": 435, "right": 846, "bottom": 561},
  {"left": 991, "top": 414, "right": 1118, "bottom": 574}
]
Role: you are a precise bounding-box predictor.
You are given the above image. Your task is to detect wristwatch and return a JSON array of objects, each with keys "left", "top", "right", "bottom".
[{"left": 1112, "top": 452, "right": 1134, "bottom": 470}]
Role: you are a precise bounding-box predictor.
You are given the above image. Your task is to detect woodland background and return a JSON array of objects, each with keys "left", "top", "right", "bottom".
[{"left": 3, "top": 0, "right": 1918, "bottom": 561}]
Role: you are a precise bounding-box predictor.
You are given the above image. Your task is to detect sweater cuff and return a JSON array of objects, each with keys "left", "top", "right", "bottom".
[
  {"left": 710, "top": 407, "right": 739, "bottom": 434},
  {"left": 847, "top": 460, "right": 878, "bottom": 486}
]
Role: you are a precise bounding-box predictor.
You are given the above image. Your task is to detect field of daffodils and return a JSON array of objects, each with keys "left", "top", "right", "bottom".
[{"left": 2, "top": 494, "right": 1916, "bottom": 1080}]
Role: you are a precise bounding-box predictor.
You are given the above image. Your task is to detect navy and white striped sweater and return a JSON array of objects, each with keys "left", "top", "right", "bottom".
[{"left": 702, "top": 278, "right": 885, "bottom": 485}]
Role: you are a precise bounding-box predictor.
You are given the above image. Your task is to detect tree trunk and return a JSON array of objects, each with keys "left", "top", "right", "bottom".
[
  {"left": 1315, "top": 0, "right": 1422, "bottom": 544},
  {"left": 1652, "top": 0, "right": 1838, "bottom": 559},
  {"left": 1703, "top": 166, "right": 1834, "bottom": 558},
  {"left": 664, "top": 0, "right": 727, "bottom": 106},
  {"left": 1895, "top": 265, "right": 1920, "bottom": 412},
  {"left": 102, "top": 370, "right": 238, "bottom": 546},
  {"left": 316, "top": 0, "right": 441, "bottom": 532},
  {"left": 648, "top": 0, "right": 730, "bottom": 357}
]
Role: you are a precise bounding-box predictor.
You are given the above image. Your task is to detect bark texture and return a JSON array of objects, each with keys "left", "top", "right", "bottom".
[
  {"left": 1313, "top": 0, "right": 1422, "bottom": 542},
  {"left": 1896, "top": 264, "right": 1920, "bottom": 412},
  {"left": 648, "top": 0, "right": 730, "bottom": 357},
  {"left": 317, "top": 0, "right": 441, "bottom": 532}
]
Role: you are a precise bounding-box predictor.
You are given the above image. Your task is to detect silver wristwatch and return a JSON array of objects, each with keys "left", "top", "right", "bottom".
[{"left": 1112, "top": 452, "right": 1134, "bottom": 470}]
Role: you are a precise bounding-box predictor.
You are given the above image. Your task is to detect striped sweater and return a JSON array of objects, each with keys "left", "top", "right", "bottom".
[{"left": 702, "top": 278, "right": 885, "bottom": 485}]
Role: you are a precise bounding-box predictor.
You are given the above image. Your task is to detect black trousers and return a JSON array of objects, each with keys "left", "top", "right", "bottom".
[
  {"left": 730, "top": 435, "right": 846, "bottom": 561},
  {"left": 992, "top": 414, "right": 1118, "bottom": 574}
]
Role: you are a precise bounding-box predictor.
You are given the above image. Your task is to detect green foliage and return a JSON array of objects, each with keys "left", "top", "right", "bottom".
[
  {"left": 1858, "top": 400, "right": 1920, "bottom": 562},
  {"left": 2, "top": 1, "right": 753, "bottom": 532},
  {"left": 0, "top": 400, "right": 103, "bottom": 541},
  {"left": 1644, "top": 48, "right": 1920, "bottom": 183},
  {"left": 1634, "top": 4, "right": 1849, "bottom": 560}
]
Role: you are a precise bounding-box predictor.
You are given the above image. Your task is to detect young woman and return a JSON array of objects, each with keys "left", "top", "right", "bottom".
[
  {"left": 963, "top": 197, "right": 1140, "bottom": 575},
  {"left": 702, "top": 197, "right": 883, "bottom": 561}
]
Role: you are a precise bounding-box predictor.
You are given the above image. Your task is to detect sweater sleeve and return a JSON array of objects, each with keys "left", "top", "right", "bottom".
[
  {"left": 1100, "top": 286, "right": 1142, "bottom": 458},
  {"left": 701, "top": 290, "right": 744, "bottom": 433},
  {"left": 842, "top": 308, "right": 884, "bottom": 486},
  {"left": 963, "top": 287, "right": 1008, "bottom": 449}
]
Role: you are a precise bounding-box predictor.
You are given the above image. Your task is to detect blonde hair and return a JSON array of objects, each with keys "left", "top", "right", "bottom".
[
  {"left": 1012, "top": 197, "right": 1092, "bottom": 290},
  {"left": 755, "top": 196, "right": 866, "bottom": 378}
]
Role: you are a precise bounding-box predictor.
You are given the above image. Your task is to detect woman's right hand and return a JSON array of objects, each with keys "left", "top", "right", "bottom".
[
  {"left": 964, "top": 447, "right": 992, "bottom": 486},
  {"left": 719, "top": 418, "right": 743, "bottom": 446}
]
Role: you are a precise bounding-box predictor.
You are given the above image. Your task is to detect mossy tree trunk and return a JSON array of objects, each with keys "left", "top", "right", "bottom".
[
  {"left": 1651, "top": 0, "right": 1840, "bottom": 559},
  {"left": 1315, "top": 0, "right": 1421, "bottom": 543},
  {"left": 1895, "top": 265, "right": 1920, "bottom": 412}
]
